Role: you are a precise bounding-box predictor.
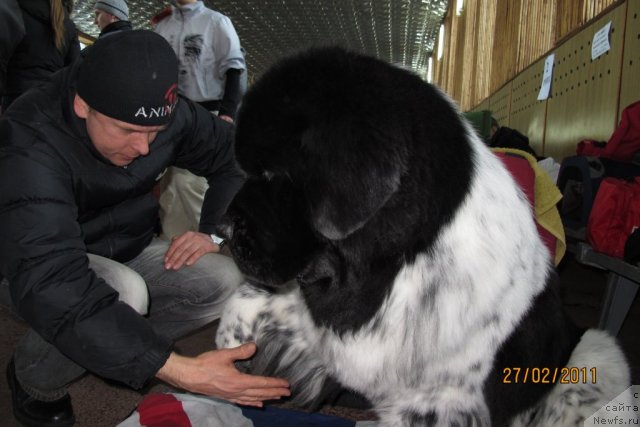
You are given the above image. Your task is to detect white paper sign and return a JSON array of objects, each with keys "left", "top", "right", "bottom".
[
  {"left": 537, "top": 53, "right": 555, "bottom": 101},
  {"left": 592, "top": 21, "right": 612, "bottom": 60}
]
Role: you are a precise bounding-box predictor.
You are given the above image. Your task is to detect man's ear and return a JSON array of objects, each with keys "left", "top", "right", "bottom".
[{"left": 73, "top": 94, "right": 89, "bottom": 119}]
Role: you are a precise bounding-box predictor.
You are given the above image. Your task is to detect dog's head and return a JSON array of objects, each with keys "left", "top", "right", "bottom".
[
  {"left": 217, "top": 175, "right": 321, "bottom": 287},
  {"left": 218, "top": 47, "right": 472, "bottom": 300}
]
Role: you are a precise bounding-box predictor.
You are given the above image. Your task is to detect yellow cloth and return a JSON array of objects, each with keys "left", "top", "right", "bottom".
[{"left": 492, "top": 148, "right": 566, "bottom": 265}]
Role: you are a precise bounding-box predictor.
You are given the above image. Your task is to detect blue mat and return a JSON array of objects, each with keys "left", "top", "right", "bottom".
[{"left": 241, "top": 405, "right": 356, "bottom": 427}]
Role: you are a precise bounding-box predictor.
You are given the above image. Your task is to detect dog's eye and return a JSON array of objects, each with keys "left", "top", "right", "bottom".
[{"left": 263, "top": 170, "right": 275, "bottom": 181}]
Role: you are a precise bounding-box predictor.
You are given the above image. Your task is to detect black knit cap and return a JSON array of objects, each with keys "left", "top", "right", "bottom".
[{"left": 77, "top": 30, "right": 179, "bottom": 126}]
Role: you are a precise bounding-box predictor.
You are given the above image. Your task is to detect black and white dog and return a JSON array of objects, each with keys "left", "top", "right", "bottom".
[{"left": 215, "top": 47, "right": 630, "bottom": 426}]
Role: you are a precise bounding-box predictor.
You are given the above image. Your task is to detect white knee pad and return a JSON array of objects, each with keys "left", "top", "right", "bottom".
[{"left": 87, "top": 254, "right": 149, "bottom": 315}]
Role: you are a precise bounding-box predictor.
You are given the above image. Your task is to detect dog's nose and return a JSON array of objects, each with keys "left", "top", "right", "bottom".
[{"left": 215, "top": 215, "right": 234, "bottom": 241}]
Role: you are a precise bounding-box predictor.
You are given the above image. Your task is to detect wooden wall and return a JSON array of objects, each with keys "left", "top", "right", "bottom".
[
  {"left": 434, "top": 0, "right": 620, "bottom": 112},
  {"left": 508, "top": 56, "right": 548, "bottom": 156},
  {"left": 545, "top": 5, "right": 626, "bottom": 160},
  {"left": 619, "top": 0, "right": 640, "bottom": 114},
  {"left": 468, "top": 0, "right": 639, "bottom": 162}
]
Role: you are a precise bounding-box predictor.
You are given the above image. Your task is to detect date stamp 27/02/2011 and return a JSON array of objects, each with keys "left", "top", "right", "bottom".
[{"left": 502, "top": 367, "right": 597, "bottom": 384}]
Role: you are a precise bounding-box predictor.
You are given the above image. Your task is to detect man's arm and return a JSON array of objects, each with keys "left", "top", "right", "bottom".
[
  {"left": 164, "top": 100, "right": 245, "bottom": 269},
  {"left": 157, "top": 343, "right": 290, "bottom": 407},
  {"left": 218, "top": 68, "right": 243, "bottom": 121},
  {"left": 171, "top": 99, "right": 245, "bottom": 231},
  {"left": 212, "top": 14, "right": 246, "bottom": 122}
]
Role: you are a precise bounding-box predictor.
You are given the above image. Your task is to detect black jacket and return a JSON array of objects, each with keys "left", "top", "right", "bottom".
[
  {"left": 99, "top": 20, "right": 133, "bottom": 38},
  {"left": 3, "top": 0, "right": 80, "bottom": 99},
  {"left": 0, "top": 0, "right": 25, "bottom": 94},
  {"left": 0, "top": 59, "right": 244, "bottom": 388},
  {"left": 489, "top": 126, "right": 539, "bottom": 159}
]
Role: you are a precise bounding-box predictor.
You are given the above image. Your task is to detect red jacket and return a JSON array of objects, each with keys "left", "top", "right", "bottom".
[{"left": 577, "top": 101, "right": 640, "bottom": 162}]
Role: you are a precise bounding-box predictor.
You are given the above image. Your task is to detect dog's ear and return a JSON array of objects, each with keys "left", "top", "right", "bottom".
[{"left": 300, "top": 122, "right": 406, "bottom": 240}]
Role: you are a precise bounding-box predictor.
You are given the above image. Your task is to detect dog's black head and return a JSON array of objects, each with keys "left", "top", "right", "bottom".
[
  {"left": 218, "top": 47, "right": 473, "bottom": 331},
  {"left": 217, "top": 175, "right": 320, "bottom": 288}
]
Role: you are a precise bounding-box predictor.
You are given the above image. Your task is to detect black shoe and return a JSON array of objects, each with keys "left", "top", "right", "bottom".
[{"left": 6, "top": 358, "right": 75, "bottom": 427}]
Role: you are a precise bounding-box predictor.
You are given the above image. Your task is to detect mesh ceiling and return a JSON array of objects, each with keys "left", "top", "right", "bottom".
[{"left": 71, "top": 0, "right": 449, "bottom": 80}]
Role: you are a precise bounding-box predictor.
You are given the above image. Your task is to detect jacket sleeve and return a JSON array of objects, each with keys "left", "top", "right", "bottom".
[
  {"left": 63, "top": 17, "right": 80, "bottom": 66},
  {"left": 171, "top": 99, "right": 245, "bottom": 234},
  {"left": 218, "top": 68, "right": 242, "bottom": 119},
  {"left": 0, "top": 144, "right": 173, "bottom": 389}
]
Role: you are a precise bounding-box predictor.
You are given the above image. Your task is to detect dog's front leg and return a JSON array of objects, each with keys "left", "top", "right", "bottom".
[
  {"left": 215, "top": 282, "right": 331, "bottom": 407},
  {"left": 215, "top": 283, "right": 271, "bottom": 350}
]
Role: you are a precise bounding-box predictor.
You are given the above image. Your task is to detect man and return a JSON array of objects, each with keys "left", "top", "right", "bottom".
[
  {"left": 94, "top": 0, "right": 132, "bottom": 36},
  {"left": 0, "top": 30, "right": 289, "bottom": 427},
  {"left": 154, "top": 0, "right": 247, "bottom": 240}
]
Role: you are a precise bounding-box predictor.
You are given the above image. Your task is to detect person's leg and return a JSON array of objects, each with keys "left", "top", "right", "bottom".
[
  {"left": 11, "top": 255, "right": 149, "bottom": 399},
  {"left": 125, "top": 238, "right": 242, "bottom": 340},
  {"left": 88, "top": 253, "right": 149, "bottom": 315},
  {"left": 158, "top": 167, "right": 209, "bottom": 240},
  {"left": 12, "top": 331, "right": 84, "bottom": 401}
]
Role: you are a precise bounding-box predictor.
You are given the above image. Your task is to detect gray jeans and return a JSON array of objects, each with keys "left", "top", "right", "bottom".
[{"left": 2, "top": 238, "right": 242, "bottom": 401}]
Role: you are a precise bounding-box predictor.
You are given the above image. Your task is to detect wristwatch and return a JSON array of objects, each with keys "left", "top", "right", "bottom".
[{"left": 210, "top": 234, "right": 226, "bottom": 249}]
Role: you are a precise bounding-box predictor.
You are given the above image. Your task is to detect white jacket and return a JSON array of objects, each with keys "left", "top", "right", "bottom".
[{"left": 155, "top": 1, "right": 246, "bottom": 103}]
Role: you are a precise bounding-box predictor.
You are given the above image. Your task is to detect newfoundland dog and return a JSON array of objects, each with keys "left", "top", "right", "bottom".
[{"left": 214, "top": 47, "right": 630, "bottom": 426}]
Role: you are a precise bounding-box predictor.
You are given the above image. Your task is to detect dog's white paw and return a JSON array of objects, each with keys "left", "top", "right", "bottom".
[{"left": 215, "top": 283, "right": 272, "bottom": 349}]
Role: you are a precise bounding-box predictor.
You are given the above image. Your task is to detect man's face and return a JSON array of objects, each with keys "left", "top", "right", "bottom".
[
  {"left": 94, "top": 9, "right": 116, "bottom": 30},
  {"left": 73, "top": 94, "right": 166, "bottom": 167}
]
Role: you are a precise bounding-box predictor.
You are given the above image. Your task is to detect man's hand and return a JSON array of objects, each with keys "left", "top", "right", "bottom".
[
  {"left": 156, "top": 343, "right": 291, "bottom": 407},
  {"left": 164, "top": 231, "right": 220, "bottom": 270},
  {"left": 219, "top": 115, "right": 234, "bottom": 123}
]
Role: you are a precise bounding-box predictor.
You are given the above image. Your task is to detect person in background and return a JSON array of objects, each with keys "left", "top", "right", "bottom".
[
  {"left": 0, "top": 30, "right": 288, "bottom": 427},
  {"left": 489, "top": 116, "right": 539, "bottom": 159},
  {"left": 94, "top": 0, "right": 132, "bottom": 36},
  {"left": 1, "top": 0, "right": 79, "bottom": 112},
  {"left": 0, "top": 0, "right": 25, "bottom": 102},
  {"left": 154, "top": 0, "right": 247, "bottom": 242}
]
